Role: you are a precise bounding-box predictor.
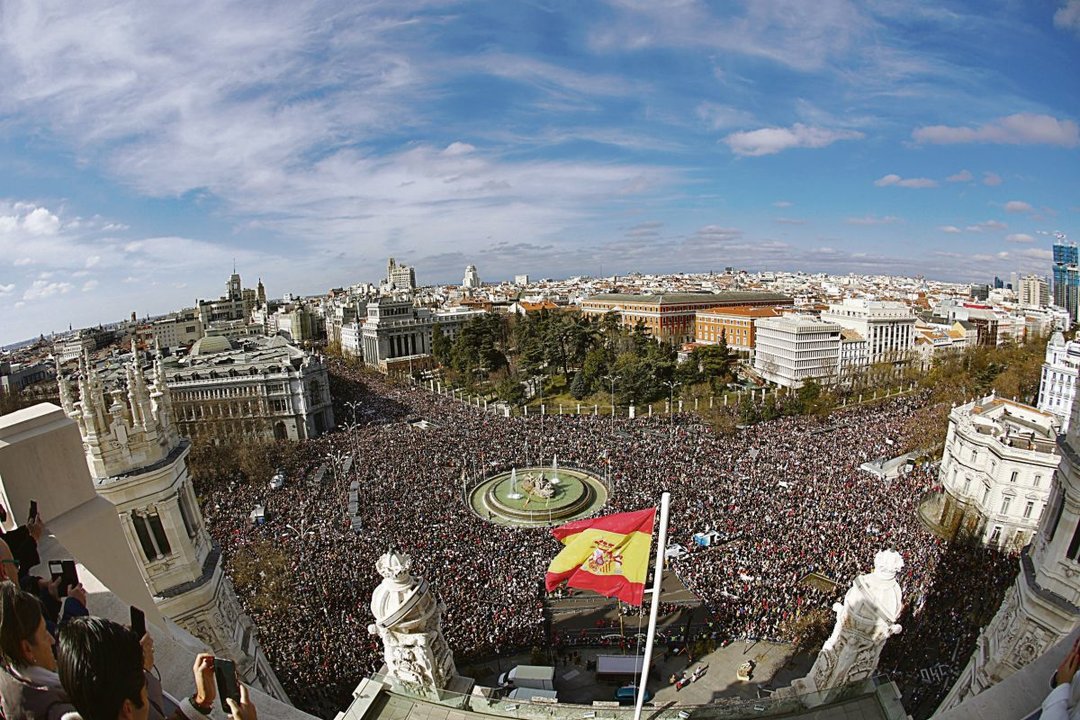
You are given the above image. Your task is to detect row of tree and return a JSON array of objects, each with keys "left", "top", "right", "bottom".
[{"left": 431, "top": 309, "right": 741, "bottom": 406}]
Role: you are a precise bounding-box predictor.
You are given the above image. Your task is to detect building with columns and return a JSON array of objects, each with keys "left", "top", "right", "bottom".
[
  {"left": 933, "top": 395, "right": 1060, "bottom": 550},
  {"left": 56, "top": 344, "right": 289, "bottom": 702},
  {"left": 343, "top": 297, "right": 484, "bottom": 372},
  {"left": 1038, "top": 331, "right": 1080, "bottom": 432},
  {"left": 938, "top": 390, "right": 1080, "bottom": 710},
  {"left": 819, "top": 298, "right": 915, "bottom": 367}
]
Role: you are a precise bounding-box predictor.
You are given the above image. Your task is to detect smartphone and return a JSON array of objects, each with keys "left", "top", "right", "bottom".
[
  {"left": 130, "top": 606, "right": 146, "bottom": 639},
  {"left": 48, "top": 560, "right": 63, "bottom": 581},
  {"left": 61, "top": 560, "right": 78, "bottom": 594},
  {"left": 28, "top": 501, "right": 37, "bottom": 524},
  {"left": 214, "top": 658, "right": 240, "bottom": 714}
]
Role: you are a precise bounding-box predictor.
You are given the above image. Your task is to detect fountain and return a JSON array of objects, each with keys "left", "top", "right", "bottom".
[{"left": 506, "top": 467, "right": 523, "bottom": 500}]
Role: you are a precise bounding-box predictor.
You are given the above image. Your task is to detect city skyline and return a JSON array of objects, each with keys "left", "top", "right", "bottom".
[{"left": 0, "top": 0, "right": 1078, "bottom": 345}]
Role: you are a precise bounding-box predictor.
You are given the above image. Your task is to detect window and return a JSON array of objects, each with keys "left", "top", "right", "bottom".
[
  {"left": 989, "top": 526, "right": 1002, "bottom": 545},
  {"left": 963, "top": 477, "right": 971, "bottom": 494},
  {"left": 1010, "top": 470, "right": 1018, "bottom": 483},
  {"left": 971, "top": 449, "right": 979, "bottom": 463},
  {"left": 1048, "top": 488, "right": 1066, "bottom": 542},
  {"left": 1068, "top": 520, "right": 1080, "bottom": 562},
  {"left": 1034, "top": 474, "right": 1042, "bottom": 488},
  {"left": 178, "top": 491, "right": 198, "bottom": 538},
  {"left": 982, "top": 487, "right": 990, "bottom": 505},
  {"left": 1024, "top": 501, "right": 1035, "bottom": 520},
  {"left": 1001, "top": 497, "right": 1012, "bottom": 516},
  {"left": 131, "top": 510, "right": 172, "bottom": 561}
]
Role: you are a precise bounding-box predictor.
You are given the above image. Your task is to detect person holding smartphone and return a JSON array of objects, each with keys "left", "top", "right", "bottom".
[
  {"left": 57, "top": 617, "right": 257, "bottom": 720},
  {"left": 0, "top": 581, "right": 75, "bottom": 720}
]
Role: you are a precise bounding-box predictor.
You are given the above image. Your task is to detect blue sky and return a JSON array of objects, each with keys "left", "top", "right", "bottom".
[{"left": 0, "top": 0, "right": 1078, "bottom": 345}]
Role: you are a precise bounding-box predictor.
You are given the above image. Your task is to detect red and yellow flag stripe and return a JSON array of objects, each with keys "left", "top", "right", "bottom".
[{"left": 544, "top": 507, "right": 656, "bottom": 606}]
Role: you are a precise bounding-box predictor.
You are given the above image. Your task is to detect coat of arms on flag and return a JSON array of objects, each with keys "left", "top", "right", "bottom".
[{"left": 544, "top": 507, "right": 656, "bottom": 606}]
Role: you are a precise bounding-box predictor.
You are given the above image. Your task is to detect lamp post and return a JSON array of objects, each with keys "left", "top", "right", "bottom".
[
  {"left": 662, "top": 380, "right": 681, "bottom": 438},
  {"left": 533, "top": 374, "right": 545, "bottom": 464},
  {"left": 344, "top": 400, "right": 362, "bottom": 426},
  {"left": 344, "top": 420, "right": 361, "bottom": 471},
  {"left": 602, "top": 373, "right": 620, "bottom": 431}
]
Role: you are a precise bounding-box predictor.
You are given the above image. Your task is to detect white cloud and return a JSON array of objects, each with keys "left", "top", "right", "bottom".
[
  {"left": 13, "top": 257, "right": 32, "bottom": 266},
  {"left": 22, "top": 280, "right": 73, "bottom": 301},
  {"left": 587, "top": 1, "right": 868, "bottom": 72},
  {"left": 1006, "top": 233, "right": 1034, "bottom": 243},
  {"left": 696, "top": 102, "right": 755, "bottom": 131},
  {"left": 966, "top": 220, "right": 1008, "bottom": 232},
  {"left": 1056, "top": 1, "right": 1080, "bottom": 36},
  {"left": 81, "top": 279, "right": 99, "bottom": 292},
  {"left": 982, "top": 172, "right": 1002, "bottom": 186},
  {"left": 22, "top": 207, "right": 61, "bottom": 235},
  {"left": 85, "top": 255, "right": 101, "bottom": 268},
  {"left": 846, "top": 215, "right": 900, "bottom": 225},
  {"left": 940, "top": 225, "right": 963, "bottom": 234},
  {"left": 0, "top": 283, "right": 14, "bottom": 295},
  {"left": 873, "top": 173, "right": 937, "bottom": 188},
  {"left": 442, "top": 142, "right": 475, "bottom": 156},
  {"left": 724, "top": 124, "right": 863, "bottom": 156},
  {"left": 913, "top": 113, "right": 1080, "bottom": 147},
  {"left": 1005, "top": 200, "right": 1033, "bottom": 213},
  {"left": 772, "top": 200, "right": 793, "bottom": 208},
  {"left": 946, "top": 170, "right": 973, "bottom": 182}
]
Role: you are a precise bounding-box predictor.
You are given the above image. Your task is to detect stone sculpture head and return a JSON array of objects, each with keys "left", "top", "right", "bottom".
[
  {"left": 872, "top": 550, "right": 904, "bottom": 580},
  {"left": 377, "top": 548, "right": 412, "bottom": 581}
]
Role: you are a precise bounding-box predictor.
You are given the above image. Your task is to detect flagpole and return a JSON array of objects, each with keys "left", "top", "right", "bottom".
[{"left": 634, "top": 491, "right": 670, "bottom": 720}]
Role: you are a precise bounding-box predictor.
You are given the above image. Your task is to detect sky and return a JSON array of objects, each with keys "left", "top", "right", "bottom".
[{"left": 0, "top": 0, "right": 1078, "bottom": 346}]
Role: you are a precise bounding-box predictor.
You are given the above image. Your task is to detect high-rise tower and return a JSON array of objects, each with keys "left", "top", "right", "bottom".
[{"left": 1052, "top": 237, "right": 1079, "bottom": 321}]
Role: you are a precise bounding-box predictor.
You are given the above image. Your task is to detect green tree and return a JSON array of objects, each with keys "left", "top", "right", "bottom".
[
  {"left": 569, "top": 371, "right": 589, "bottom": 400},
  {"left": 431, "top": 323, "right": 452, "bottom": 365}
]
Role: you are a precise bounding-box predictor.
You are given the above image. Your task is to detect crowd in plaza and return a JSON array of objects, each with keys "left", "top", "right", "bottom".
[{"left": 196, "top": 361, "right": 1016, "bottom": 716}]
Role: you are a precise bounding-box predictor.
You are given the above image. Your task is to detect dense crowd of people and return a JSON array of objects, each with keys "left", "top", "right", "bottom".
[{"left": 196, "top": 361, "right": 1016, "bottom": 717}]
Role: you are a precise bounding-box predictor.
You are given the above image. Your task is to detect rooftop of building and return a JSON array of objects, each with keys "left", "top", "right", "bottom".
[
  {"left": 958, "top": 394, "right": 1060, "bottom": 454},
  {"left": 584, "top": 291, "right": 792, "bottom": 306},
  {"left": 695, "top": 305, "right": 784, "bottom": 318},
  {"left": 164, "top": 335, "right": 317, "bottom": 379},
  {"left": 756, "top": 314, "right": 840, "bottom": 330}
]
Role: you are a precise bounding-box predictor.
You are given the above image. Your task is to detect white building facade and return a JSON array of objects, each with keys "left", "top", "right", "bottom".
[
  {"left": 1019, "top": 274, "right": 1051, "bottom": 308},
  {"left": 935, "top": 396, "right": 1059, "bottom": 550},
  {"left": 462, "top": 264, "right": 481, "bottom": 290},
  {"left": 57, "top": 346, "right": 288, "bottom": 701},
  {"left": 1038, "top": 331, "right": 1080, "bottom": 432},
  {"left": 164, "top": 336, "right": 334, "bottom": 443},
  {"left": 752, "top": 315, "right": 841, "bottom": 388},
  {"left": 819, "top": 299, "right": 915, "bottom": 366},
  {"left": 344, "top": 298, "right": 485, "bottom": 371},
  {"left": 939, "top": 394, "right": 1080, "bottom": 710}
]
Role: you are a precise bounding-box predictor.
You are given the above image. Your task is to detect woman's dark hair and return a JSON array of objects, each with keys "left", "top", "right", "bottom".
[
  {"left": 0, "top": 580, "right": 44, "bottom": 668},
  {"left": 57, "top": 617, "right": 145, "bottom": 720}
]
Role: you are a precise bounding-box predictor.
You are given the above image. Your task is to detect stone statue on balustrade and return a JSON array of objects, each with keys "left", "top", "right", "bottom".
[
  {"left": 367, "top": 548, "right": 465, "bottom": 699},
  {"left": 789, "top": 550, "right": 905, "bottom": 706}
]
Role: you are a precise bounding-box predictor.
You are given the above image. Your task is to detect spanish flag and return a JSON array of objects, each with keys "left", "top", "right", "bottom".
[{"left": 544, "top": 508, "right": 656, "bottom": 606}]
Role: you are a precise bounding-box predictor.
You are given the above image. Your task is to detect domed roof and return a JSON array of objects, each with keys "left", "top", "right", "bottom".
[{"left": 189, "top": 335, "right": 233, "bottom": 356}]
